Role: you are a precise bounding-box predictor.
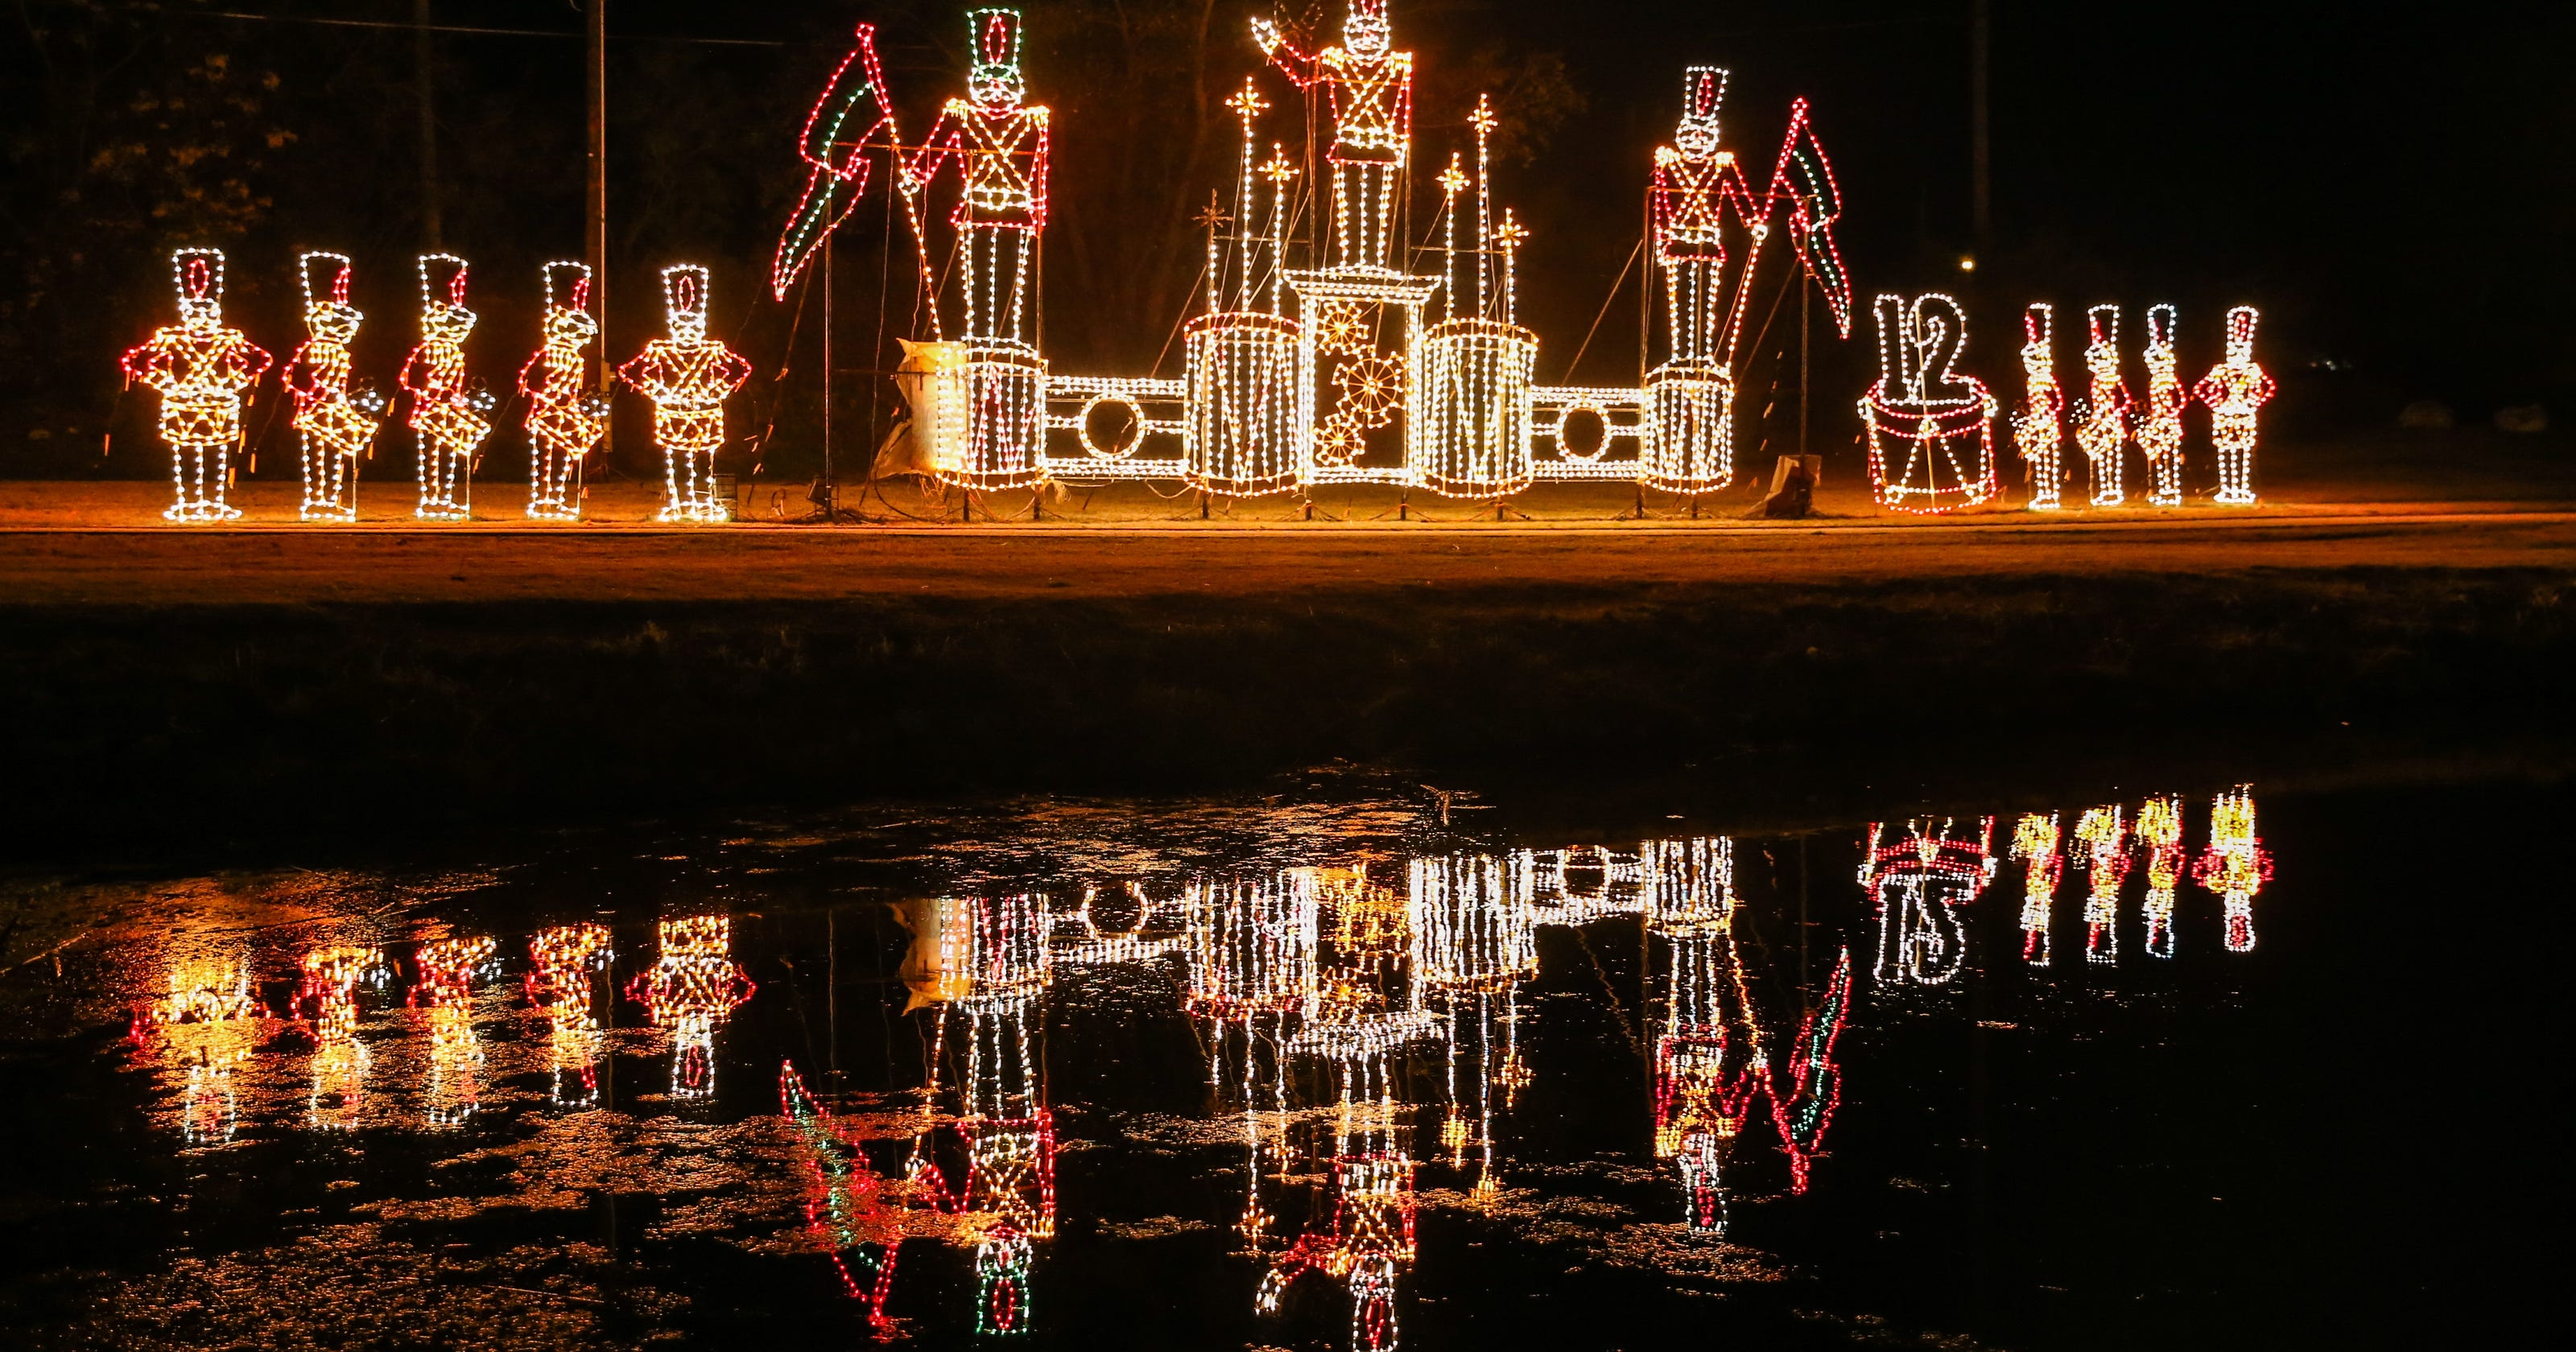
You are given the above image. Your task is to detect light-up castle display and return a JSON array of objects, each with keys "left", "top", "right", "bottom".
[{"left": 865, "top": 2, "right": 1856, "bottom": 502}]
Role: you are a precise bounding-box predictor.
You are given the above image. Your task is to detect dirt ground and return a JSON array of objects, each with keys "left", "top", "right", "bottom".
[{"left": 5, "top": 477, "right": 2574, "bottom": 606}]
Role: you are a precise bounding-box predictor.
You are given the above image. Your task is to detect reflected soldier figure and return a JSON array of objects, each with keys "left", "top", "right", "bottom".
[{"left": 120, "top": 248, "right": 273, "bottom": 522}]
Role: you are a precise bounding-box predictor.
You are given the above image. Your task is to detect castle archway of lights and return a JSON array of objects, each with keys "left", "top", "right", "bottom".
[{"left": 118, "top": 2, "right": 2278, "bottom": 522}]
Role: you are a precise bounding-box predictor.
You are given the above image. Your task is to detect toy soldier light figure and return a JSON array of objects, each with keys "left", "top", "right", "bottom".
[
  {"left": 1650, "top": 69, "right": 1765, "bottom": 377},
  {"left": 1256, "top": 0, "right": 1413, "bottom": 273},
  {"left": 121, "top": 248, "right": 272, "bottom": 522},
  {"left": 2071, "top": 303, "right": 2131, "bottom": 507},
  {"left": 2196, "top": 306, "right": 2275, "bottom": 505},
  {"left": 903, "top": 8, "right": 1052, "bottom": 491},
  {"left": 283, "top": 253, "right": 382, "bottom": 521},
  {"left": 906, "top": 8, "right": 1051, "bottom": 348},
  {"left": 400, "top": 253, "right": 492, "bottom": 521},
  {"left": 620, "top": 265, "right": 753, "bottom": 524},
  {"left": 2137, "top": 303, "right": 2187, "bottom": 507},
  {"left": 1641, "top": 67, "right": 1765, "bottom": 492},
  {"left": 520, "top": 262, "right": 610, "bottom": 521},
  {"left": 2012, "top": 303, "right": 2066, "bottom": 509}
]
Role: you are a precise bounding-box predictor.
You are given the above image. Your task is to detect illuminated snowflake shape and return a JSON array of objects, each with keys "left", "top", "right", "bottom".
[{"left": 1313, "top": 300, "right": 1372, "bottom": 357}]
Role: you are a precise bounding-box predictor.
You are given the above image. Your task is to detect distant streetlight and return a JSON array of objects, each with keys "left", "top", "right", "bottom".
[{"left": 1959, "top": 255, "right": 1977, "bottom": 272}]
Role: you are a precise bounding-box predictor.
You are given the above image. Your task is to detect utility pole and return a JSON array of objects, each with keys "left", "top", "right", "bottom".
[
  {"left": 415, "top": 0, "right": 440, "bottom": 246},
  {"left": 587, "top": 0, "right": 611, "bottom": 454},
  {"left": 1971, "top": 0, "right": 1992, "bottom": 250}
]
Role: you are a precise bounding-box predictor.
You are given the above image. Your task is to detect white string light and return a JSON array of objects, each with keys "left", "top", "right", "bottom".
[
  {"left": 522, "top": 262, "right": 609, "bottom": 521},
  {"left": 402, "top": 254, "right": 491, "bottom": 521},
  {"left": 2137, "top": 305, "right": 2186, "bottom": 508},
  {"left": 620, "top": 265, "right": 752, "bottom": 523},
  {"left": 902, "top": 7, "right": 1052, "bottom": 492},
  {"left": 1860, "top": 292, "right": 2000, "bottom": 513},
  {"left": 285, "top": 253, "right": 378, "bottom": 521},
  {"left": 2011, "top": 303, "right": 2066, "bottom": 509},
  {"left": 2195, "top": 307, "right": 2273, "bottom": 505},
  {"left": 122, "top": 249, "right": 271, "bottom": 522},
  {"left": 2072, "top": 304, "right": 2130, "bottom": 508}
]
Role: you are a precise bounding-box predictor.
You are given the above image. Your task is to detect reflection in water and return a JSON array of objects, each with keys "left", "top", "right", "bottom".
[
  {"left": 2010, "top": 812, "right": 2063, "bottom": 965},
  {"left": 132, "top": 954, "right": 262, "bottom": 1146},
  {"left": 73, "top": 781, "right": 2287, "bottom": 1350},
  {"left": 1862, "top": 818, "right": 1998, "bottom": 986},
  {"left": 782, "top": 1063, "right": 903, "bottom": 1335},
  {"left": 1647, "top": 838, "right": 1757, "bottom": 1234},
  {"left": 527, "top": 924, "right": 611, "bottom": 1107},
  {"left": 411, "top": 936, "right": 496, "bottom": 1127},
  {"left": 295, "top": 945, "right": 382, "bottom": 1130},
  {"left": 627, "top": 915, "right": 755, "bottom": 1100},
  {"left": 2196, "top": 785, "right": 2272, "bottom": 952},
  {"left": 923, "top": 894, "right": 1055, "bottom": 1337},
  {"left": 2137, "top": 794, "right": 2187, "bottom": 958},
  {"left": 2075, "top": 805, "right": 2130, "bottom": 964}
]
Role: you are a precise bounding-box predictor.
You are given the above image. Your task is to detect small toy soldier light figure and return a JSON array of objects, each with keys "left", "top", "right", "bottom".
[
  {"left": 905, "top": 7, "right": 1051, "bottom": 347},
  {"left": 2196, "top": 306, "right": 2275, "bottom": 505},
  {"left": 2137, "top": 303, "right": 2187, "bottom": 507},
  {"left": 1256, "top": 0, "right": 1412, "bottom": 272},
  {"left": 2071, "top": 303, "right": 2132, "bottom": 507},
  {"left": 121, "top": 248, "right": 272, "bottom": 522},
  {"left": 283, "top": 252, "right": 383, "bottom": 521},
  {"left": 2011, "top": 303, "right": 2066, "bottom": 509},
  {"left": 400, "top": 254, "right": 492, "bottom": 521},
  {"left": 620, "top": 265, "right": 752, "bottom": 523},
  {"left": 520, "top": 262, "right": 610, "bottom": 521}
]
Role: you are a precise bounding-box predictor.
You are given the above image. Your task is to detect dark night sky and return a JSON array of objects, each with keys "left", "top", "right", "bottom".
[{"left": 7, "top": 0, "right": 2570, "bottom": 460}]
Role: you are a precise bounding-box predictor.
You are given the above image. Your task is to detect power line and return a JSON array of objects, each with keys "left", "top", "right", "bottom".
[{"left": 67, "top": 3, "right": 791, "bottom": 47}]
